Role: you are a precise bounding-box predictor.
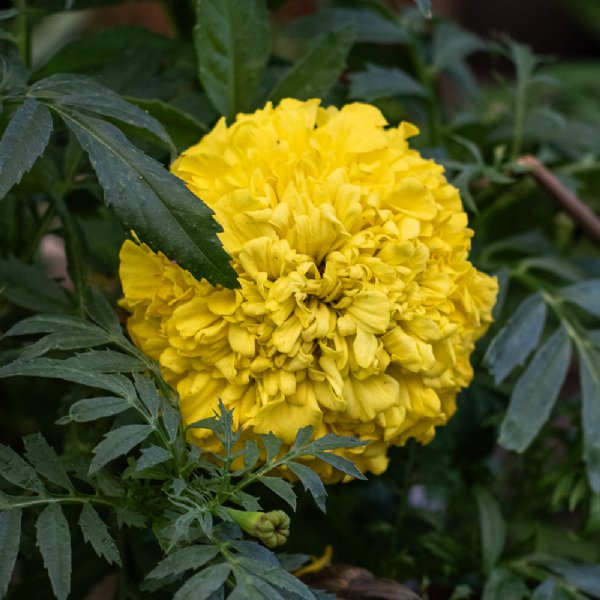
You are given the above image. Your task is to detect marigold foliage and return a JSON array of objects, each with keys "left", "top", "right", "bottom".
[{"left": 119, "top": 99, "right": 497, "bottom": 480}]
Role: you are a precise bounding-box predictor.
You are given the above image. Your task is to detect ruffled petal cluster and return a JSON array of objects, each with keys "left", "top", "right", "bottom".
[{"left": 119, "top": 99, "right": 497, "bottom": 481}]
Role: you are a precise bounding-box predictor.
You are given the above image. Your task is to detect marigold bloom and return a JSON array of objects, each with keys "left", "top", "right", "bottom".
[{"left": 119, "top": 99, "right": 497, "bottom": 481}]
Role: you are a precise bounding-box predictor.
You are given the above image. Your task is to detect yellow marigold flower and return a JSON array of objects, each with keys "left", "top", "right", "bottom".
[{"left": 119, "top": 99, "right": 497, "bottom": 481}]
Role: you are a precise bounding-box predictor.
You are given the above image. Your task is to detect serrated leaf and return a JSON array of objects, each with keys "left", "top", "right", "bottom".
[
  {"left": 0, "top": 256, "right": 73, "bottom": 314},
  {"left": 146, "top": 545, "right": 219, "bottom": 580},
  {"left": 578, "top": 343, "right": 600, "bottom": 494},
  {"left": 561, "top": 280, "right": 600, "bottom": 319},
  {"left": 195, "top": 0, "right": 270, "bottom": 118},
  {"left": 0, "top": 445, "right": 45, "bottom": 493},
  {"left": 68, "top": 396, "right": 133, "bottom": 422},
  {"left": 314, "top": 451, "right": 366, "bottom": 480},
  {"left": 18, "top": 330, "right": 113, "bottom": 361},
  {"left": 243, "top": 441, "right": 260, "bottom": 470},
  {"left": 0, "top": 509, "right": 21, "bottom": 598},
  {"left": 348, "top": 63, "right": 427, "bottom": 101},
  {"left": 230, "top": 540, "right": 279, "bottom": 566},
  {"left": 161, "top": 398, "right": 181, "bottom": 442},
  {"left": 287, "top": 463, "right": 327, "bottom": 513},
  {"left": 36, "top": 504, "right": 71, "bottom": 600},
  {"left": 0, "top": 358, "right": 135, "bottom": 398},
  {"left": 136, "top": 445, "right": 172, "bottom": 472},
  {"left": 474, "top": 487, "right": 506, "bottom": 574},
  {"left": 5, "top": 313, "right": 102, "bottom": 337},
  {"left": 287, "top": 8, "right": 406, "bottom": 44},
  {"left": 133, "top": 373, "right": 160, "bottom": 418},
  {"left": 269, "top": 26, "right": 354, "bottom": 104},
  {"left": 237, "top": 557, "right": 314, "bottom": 600},
  {"left": 432, "top": 22, "right": 485, "bottom": 73},
  {"left": 0, "top": 98, "right": 53, "bottom": 199},
  {"left": 499, "top": 327, "right": 572, "bottom": 452},
  {"left": 126, "top": 97, "right": 207, "bottom": 152},
  {"left": 260, "top": 477, "right": 297, "bottom": 511},
  {"left": 308, "top": 434, "right": 366, "bottom": 452},
  {"left": 89, "top": 424, "right": 153, "bottom": 474},
  {"left": 260, "top": 433, "right": 282, "bottom": 463},
  {"left": 23, "top": 433, "right": 72, "bottom": 491},
  {"left": 32, "top": 74, "right": 173, "bottom": 153},
  {"left": 115, "top": 506, "right": 146, "bottom": 529},
  {"left": 64, "top": 349, "right": 146, "bottom": 373},
  {"left": 79, "top": 504, "right": 121, "bottom": 565},
  {"left": 485, "top": 293, "right": 547, "bottom": 384},
  {"left": 290, "top": 427, "right": 314, "bottom": 452},
  {"left": 82, "top": 287, "right": 122, "bottom": 335},
  {"left": 56, "top": 108, "right": 236, "bottom": 287},
  {"left": 173, "top": 562, "right": 231, "bottom": 600}
]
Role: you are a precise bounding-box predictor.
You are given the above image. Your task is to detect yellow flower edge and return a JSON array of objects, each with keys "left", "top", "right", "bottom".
[{"left": 119, "top": 99, "right": 498, "bottom": 482}]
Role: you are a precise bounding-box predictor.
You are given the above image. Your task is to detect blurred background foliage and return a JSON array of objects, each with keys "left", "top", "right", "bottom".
[{"left": 1, "top": 1, "right": 600, "bottom": 599}]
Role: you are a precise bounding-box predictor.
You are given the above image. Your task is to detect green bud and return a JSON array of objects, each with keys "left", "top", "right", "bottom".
[{"left": 226, "top": 508, "right": 290, "bottom": 548}]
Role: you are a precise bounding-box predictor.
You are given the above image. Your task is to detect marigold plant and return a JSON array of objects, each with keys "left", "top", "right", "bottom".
[{"left": 119, "top": 99, "right": 498, "bottom": 479}]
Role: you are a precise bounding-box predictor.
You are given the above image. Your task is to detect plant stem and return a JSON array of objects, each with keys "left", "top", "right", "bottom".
[
  {"left": 16, "top": 0, "right": 31, "bottom": 68},
  {"left": 517, "top": 155, "right": 600, "bottom": 247},
  {"left": 4, "top": 493, "right": 121, "bottom": 511}
]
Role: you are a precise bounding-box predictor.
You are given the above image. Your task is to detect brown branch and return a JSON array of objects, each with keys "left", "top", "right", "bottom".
[{"left": 517, "top": 155, "right": 600, "bottom": 248}]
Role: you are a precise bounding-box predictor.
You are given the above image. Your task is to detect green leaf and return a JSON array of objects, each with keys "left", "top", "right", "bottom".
[
  {"left": 173, "top": 562, "right": 231, "bottom": 600},
  {"left": 268, "top": 27, "right": 355, "bottom": 104},
  {"left": 432, "top": 22, "right": 485, "bottom": 74},
  {"left": 414, "top": 0, "right": 432, "bottom": 18},
  {"left": 484, "top": 293, "right": 547, "bottom": 384},
  {"left": 56, "top": 108, "right": 236, "bottom": 287},
  {"left": 89, "top": 424, "right": 153, "bottom": 474},
  {"left": 126, "top": 97, "right": 207, "bottom": 152},
  {"left": 499, "top": 327, "right": 572, "bottom": 452},
  {"left": 136, "top": 445, "right": 172, "bottom": 472},
  {"left": 482, "top": 568, "right": 528, "bottom": 600},
  {"left": 62, "top": 349, "right": 146, "bottom": 373},
  {"left": 0, "top": 509, "right": 21, "bottom": 598},
  {"left": 260, "top": 476, "right": 297, "bottom": 511},
  {"left": 78, "top": 504, "right": 121, "bottom": 565},
  {"left": 308, "top": 433, "right": 366, "bottom": 452},
  {"left": 291, "top": 426, "right": 314, "bottom": 451},
  {"left": 243, "top": 440, "right": 260, "bottom": 470},
  {"left": 82, "top": 287, "right": 122, "bottom": 335},
  {"left": 287, "top": 8, "right": 406, "bottom": 44},
  {"left": 531, "top": 579, "right": 569, "bottom": 600},
  {"left": 31, "top": 74, "right": 174, "bottom": 154},
  {"left": 146, "top": 545, "right": 219, "bottom": 580},
  {"left": 260, "top": 433, "right": 282, "bottom": 463},
  {"left": 36, "top": 504, "right": 71, "bottom": 600},
  {"left": 23, "top": 433, "right": 73, "bottom": 491},
  {"left": 561, "top": 280, "right": 600, "bottom": 319},
  {"left": 538, "top": 557, "right": 600, "bottom": 597},
  {"left": 5, "top": 313, "right": 103, "bottom": 337},
  {"left": 0, "top": 358, "right": 136, "bottom": 398},
  {"left": 0, "top": 256, "right": 73, "bottom": 314},
  {"left": 134, "top": 373, "right": 160, "bottom": 419},
  {"left": 0, "top": 444, "right": 45, "bottom": 493},
  {"left": 237, "top": 557, "right": 314, "bottom": 600},
  {"left": 287, "top": 462, "right": 327, "bottom": 512},
  {"left": 314, "top": 451, "right": 366, "bottom": 480},
  {"left": 578, "top": 343, "right": 600, "bottom": 494},
  {"left": 68, "top": 396, "right": 133, "bottom": 422},
  {"left": 0, "top": 98, "right": 53, "bottom": 200},
  {"left": 348, "top": 63, "right": 427, "bottom": 101},
  {"left": 195, "top": 0, "right": 271, "bottom": 118},
  {"left": 474, "top": 487, "right": 506, "bottom": 574},
  {"left": 161, "top": 398, "right": 181, "bottom": 443},
  {"left": 18, "top": 330, "right": 113, "bottom": 361}
]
